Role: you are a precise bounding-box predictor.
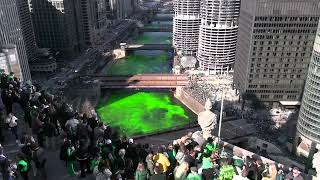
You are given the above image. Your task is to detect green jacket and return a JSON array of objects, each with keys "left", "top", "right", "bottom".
[
  {"left": 219, "top": 165, "right": 236, "bottom": 180},
  {"left": 135, "top": 170, "right": 150, "bottom": 180},
  {"left": 187, "top": 172, "right": 202, "bottom": 180}
]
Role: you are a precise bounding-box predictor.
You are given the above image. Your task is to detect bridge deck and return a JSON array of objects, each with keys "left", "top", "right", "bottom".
[
  {"left": 126, "top": 44, "right": 173, "bottom": 50},
  {"left": 95, "top": 74, "right": 188, "bottom": 81},
  {"left": 95, "top": 74, "right": 188, "bottom": 89}
]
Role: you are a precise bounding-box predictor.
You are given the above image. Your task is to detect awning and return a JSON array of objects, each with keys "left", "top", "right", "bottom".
[{"left": 279, "top": 101, "right": 301, "bottom": 106}]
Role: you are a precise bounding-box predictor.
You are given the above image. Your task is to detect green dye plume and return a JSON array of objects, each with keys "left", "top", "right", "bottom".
[{"left": 96, "top": 91, "right": 192, "bottom": 136}]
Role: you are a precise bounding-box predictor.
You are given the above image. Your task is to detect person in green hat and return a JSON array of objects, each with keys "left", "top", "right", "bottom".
[
  {"left": 205, "top": 137, "right": 217, "bottom": 155},
  {"left": 16, "top": 153, "right": 29, "bottom": 180}
]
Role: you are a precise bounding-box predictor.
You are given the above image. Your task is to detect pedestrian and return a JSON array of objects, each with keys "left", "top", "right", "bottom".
[
  {"left": 233, "top": 168, "right": 250, "bottom": 180},
  {"left": 63, "top": 139, "right": 76, "bottom": 177},
  {"left": 219, "top": 159, "right": 236, "bottom": 180},
  {"left": 93, "top": 159, "right": 112, "bottom": 180},
  {"left": 43, "top": 119, "right": 56, "bottom": 149},
  {"left": 285, "top": 167, "right": 304, "bottom": 180},
  {"left": 114, "top": 149, "right": 127, "bottom": 178},
  {"left": 30, "top": 143, "right": 47, "bottom": 179},
  {"left": 146, "top": 153, "right": 154, "bottom": 175},
  {"left": 150, "top": 166, "right": 166, "bottom": 180},
  {"left": 262, "top": 164, "right": 277, "bottom": 180},
  {"left": 7, "top": 113, "right": 19, "bottom": 143},
  {"left": 153, "top": 147, "right": 170, "bottom": 173},
  {"left": 16, "top": 153, "right": 29, "bottom": 180},
  {"left": 232, "top": 151, "right": 245, "bottom": 175},
  {"left": 24, "top": 102, "right": 32, "bottom": 128},
  {"left": 135, "top": 162, "right": 150, "bottom": 180},
  {"left": 75, "top": 138, "right": 90, "bottom": 178},
  {"left": 174, "top": 161, "right": 189, "bottom": 180}
]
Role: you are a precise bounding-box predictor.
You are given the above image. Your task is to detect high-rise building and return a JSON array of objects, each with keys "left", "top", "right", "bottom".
[
  {"left": 296, "top": 20, "right": 320, "bottom": 156},
  {"left": 80, "top": 0, "right": 112, "bottom": 46},
  {"left": 115, "top": 0, "right": 137, "bottom": 20},
  {"left": 173, "top": 0, "right": 200, "bottom": 56},
  {"left": 0, "top": 0, "right": 31, "bottom": 81},
  {"left": 197, "top": 0, "right": 240, "bottom": 73},
  {"left": 30, "top": 0, "right": 85, "bottom": 57},
  {"left": 233, "top": 0, "right": 320, "bottom": 106},
  {"left": 16, "top": 0, "right": 38, "bottom": 62}
]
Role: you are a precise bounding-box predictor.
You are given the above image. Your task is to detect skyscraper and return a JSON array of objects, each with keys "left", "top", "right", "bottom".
[
  {"left": 30, "top": 0, "right": 85, "bottom": 57},
  {"left": 115, "top": 0, "right": 137, "bottom": 19},
  {"left": 173, "top": 0, "right": 200, "bottom": 56},
  {"left": 16, "top": 0, "right": 38, "bottom": 62},
  {"left": 233, "top": 0, "right": 320, "bottom": 106},
  {"left": 80, "top": 0, "right": 113, "bottom": 46},
  {"left": 197, "top": 0, "right": 240, "bottom": 73},
  {"left": 0, "top": 0, "right": 31, "bottom": 81},
  {"left": 296, "top": 20, "right": 320, "bottom": 156}
]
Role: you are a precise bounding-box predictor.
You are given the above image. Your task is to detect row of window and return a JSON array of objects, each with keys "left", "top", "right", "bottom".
[
  {"left": 243, "top": 91, "right": 298, "bottom": 100},
  {"left": 254, "top": 23, "right": 317, "bottom": 28},
  {"left": 252, "top": 63, "right": 305, "bottom": 69},
  {"left": 249, "top": 73, "right": 302, "bottom": 79},
  {"left": 253, "top": 40, "right": 311, "bottom": 46},
  {"left": 252, "top": 46, "right": 309, "bottom": 52},
  {"left": 254, "top": 16, "right": 318, "bottom": 22},
  {"left": 251, "top": 58, "right": 309, "bottom": 63},
  {"left": 253, "top": 29, "right": 316, "bottom": 34},
  {"left": 251, "top": 51, "right": 312, "bottom": 58},
  {"left": 253, "top": 34, "right": 311, "bottom": 40}
]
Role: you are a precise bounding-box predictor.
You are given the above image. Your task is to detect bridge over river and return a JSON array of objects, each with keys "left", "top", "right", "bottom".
[
  {"left": 92, "top": 74, "right": 188, "bottom": 89},
  {"left": 126, "top": 44, "right": 173, "bottom": 51}
]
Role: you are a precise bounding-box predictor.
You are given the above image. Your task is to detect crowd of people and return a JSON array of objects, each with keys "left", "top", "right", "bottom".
[{"left": 0, "top": 72, "right": 308, "bottom": 180}]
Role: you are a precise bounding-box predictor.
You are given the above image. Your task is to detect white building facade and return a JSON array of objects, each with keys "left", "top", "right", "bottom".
[
  {"left": 173, "top": 0, "right": 201, "bottom": 56},
  {"left": 197, "top": 0, "right": 240, "bottom": 73},
  {"left": 296, "top": 20, "right": 320, "bottom": 155}
]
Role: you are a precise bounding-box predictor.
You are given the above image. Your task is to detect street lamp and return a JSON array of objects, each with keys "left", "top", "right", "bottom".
[{"left": 218, "top": 90, "right": 224, "bottom": 141}]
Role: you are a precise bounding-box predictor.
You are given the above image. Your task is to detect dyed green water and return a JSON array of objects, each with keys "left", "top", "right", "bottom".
[
  {"left": 134, "top": 32, "right": 172, "bottom": 44},
  {"left": 96, "top": 91, "right": 196, "bottom": 136},
  {"left": 106, "top": 50, "right": 171, "bottom": 75}
]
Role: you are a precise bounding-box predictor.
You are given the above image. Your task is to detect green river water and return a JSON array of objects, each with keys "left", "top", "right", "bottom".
[
  {"left": 97, "top": 91, "right": 196, "bottom": 136},
  {"left": 98, "top": 20, "right": 196, "bottom": 136}
]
